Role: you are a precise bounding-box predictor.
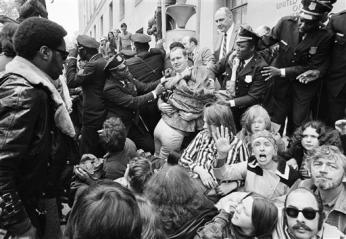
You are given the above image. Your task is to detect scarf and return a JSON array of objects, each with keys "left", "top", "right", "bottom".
[{"left": 5, "top": 56, "right": 75, "bottom": 137}]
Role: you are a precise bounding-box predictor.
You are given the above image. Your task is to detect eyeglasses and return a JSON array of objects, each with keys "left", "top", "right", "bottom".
[
  {"left": 285, "top": 206, "right": 320, "bottom": 220},
  {"left": 52, "top": 48, "right": 69, "bottom": 60}
]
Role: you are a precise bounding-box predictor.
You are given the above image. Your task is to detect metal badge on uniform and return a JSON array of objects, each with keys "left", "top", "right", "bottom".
[
  {"left": 308, "top": 2, "right": 316, "bottom": 10},
  {"left": 245, "top": 75, "right": 252, "bottom": 83},
  {"left": 336, "top": 32, "right": 344, "bottom": 37},
  {"left": 309, "top": 46, "right": 317, "bottom": 55}
]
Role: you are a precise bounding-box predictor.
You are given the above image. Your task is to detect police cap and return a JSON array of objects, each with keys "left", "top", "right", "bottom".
[
  {"left": 236, "top": 25, "right": 260, "bottom": 44},
  {"left": 104, "top": 53, "right": 125, "bottom": 71},
  {"left": 76, "top": 35, "right": 99, "bottom": 49},
  {"left": 300, "top": 0, "right": 333, "bottom": 20},
  {"left": 131, "top": 33, "right": 151, "bottom": 43}
]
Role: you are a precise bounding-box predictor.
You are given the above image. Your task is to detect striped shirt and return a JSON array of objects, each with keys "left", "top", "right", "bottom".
[{"left": 179, "top": 130, "right": 249, "bottom": 180}]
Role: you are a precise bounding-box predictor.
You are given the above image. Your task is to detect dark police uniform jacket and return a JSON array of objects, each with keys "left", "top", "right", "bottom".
[
  {"left": 326, "top": 10, "right": 346, "bottom": 98},
  {"left": 66, "top": 53, "right": 107, "bottom": 127},
  {"left": 215, "top": 52, "right": 268, "bottom": 128},
  {"left": 264, "top": 16, "right": 333, "bottom": 124},
  {"left": 103, "top": 75, "right": 159, "bottom": 131}
]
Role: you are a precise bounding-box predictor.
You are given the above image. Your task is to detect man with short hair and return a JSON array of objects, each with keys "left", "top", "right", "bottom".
[
  {"left": 66, "top": 35, "right": 107, "bottom": 157},
  {"left": 0, "top": 17, "right": 74, "bottom": 238},
  {"left": 182, "top": 36, "right": 215, "bottom": 71},
  {"left": 215, "top": 26, "right": 268, "bottom": 130},
  {"left": 273, "top": 187, "right": 345, "bottom": 238},
  {"left": 214, "top": 7, "right": 240, "bottom": 61},
  {"left": 296, "top": 145, "right": 346, "bottom": 233}
]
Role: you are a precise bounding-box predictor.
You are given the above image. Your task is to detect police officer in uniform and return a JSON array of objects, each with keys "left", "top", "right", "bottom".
[
  {"left": 261, "top": 0, "right": 333, "bottom": 134},
  {"left": 103, "top": 54, "right": 167, "bottom": 153},
  {"left": 215, "top": 26, "right": 268, "bottom": 130},
  {"left": 66, "top": 35, "right": 107, "bottom": 157},
  {"left": 325, "top": 3, "right": 346, "bottom": 124},
  {"left": 126, "top": 33, "right": 165, "bottom": 134}
]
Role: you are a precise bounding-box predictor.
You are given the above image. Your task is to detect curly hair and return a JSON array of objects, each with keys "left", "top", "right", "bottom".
[
  {"left": 136, "top": 196, "right": 167, "bottom": 239},
  {"left": 290, "top": 120, "right": 341, "bottom": 152},
  {"left": 0, "top": 23, "right": 18, "bottom": 57},
  {"left": 100, "top": 117, "right": 127, "bottom": 153},
  {"left": 65, "top": 181, "right": 142, "bottom": 239},
  {"left": 13, "top": 17, "right": 67, "bottom": 60},
  {"left": 144, "top": 165, "right": 214, "bottom": 236},
  {"left": 127, "top": 156, "right": 154, "bottom": 194}
]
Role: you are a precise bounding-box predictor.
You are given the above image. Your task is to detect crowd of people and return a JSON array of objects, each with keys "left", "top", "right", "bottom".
[{"left": 0, "top": 0, "right": 346, "bottom": 238}]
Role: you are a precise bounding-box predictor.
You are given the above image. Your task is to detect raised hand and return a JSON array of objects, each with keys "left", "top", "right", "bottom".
[{"left": 212, "top": 125, "right": 232, "bottom": 160}]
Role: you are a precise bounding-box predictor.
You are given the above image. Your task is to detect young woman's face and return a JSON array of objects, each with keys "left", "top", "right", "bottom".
[
  {"left": 231, "top": 196, "right": 255, "bottom": 231},
  {"left": 301, "top": 126, "right": 319, "bottom": 152},
  {"left": 251, "top": 116, "right": 266, "bottom": 134}
]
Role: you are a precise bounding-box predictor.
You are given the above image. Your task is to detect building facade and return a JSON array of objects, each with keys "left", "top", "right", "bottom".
[{"left": 78, "top": 0, "right": 345, "bottom": 50}]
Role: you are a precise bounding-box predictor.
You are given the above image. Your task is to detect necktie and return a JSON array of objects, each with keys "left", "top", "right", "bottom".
[{"left": 222, "top": 33, "right": 227, "bottom": 58}]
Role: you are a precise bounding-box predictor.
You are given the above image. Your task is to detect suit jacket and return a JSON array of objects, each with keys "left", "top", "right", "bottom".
[
  {"left": 103, "top": 75, "right": 159, "bottom": 131},
  {"left": 66, "top": 53, "right": 107, "bottom": 127},
  {"left": 214, "top": 24, "right": 240, "bottom": 60},
  {"left": 326, "top": 10, "right": 346, "bottom": 97},
  {"left": 191, "top": 46, "right": 215, "bottom": 71}
]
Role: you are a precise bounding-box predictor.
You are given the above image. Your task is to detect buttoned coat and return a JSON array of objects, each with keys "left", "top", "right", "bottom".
[
  {"left": 264, "top": 16, "right": 333, "bottom": 126},
  {"left": 326, "top": 11, "right": 346, "bottom": 98},
  {"left": 103, "top": 75, "right": 159, "bottom": 131}
]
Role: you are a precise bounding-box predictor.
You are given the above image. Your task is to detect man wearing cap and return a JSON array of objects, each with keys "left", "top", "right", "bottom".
[
  {"left": 126, "top": 33, "right": 165, "bottom": 135},
  {"left": 215, "top": 25, "right": 268, "bottom": 130},
  {"left": 66, "top": 35, "right": 107, "bottom": 157},
  {"left": 103, "top": 53, "right": 166, "bottom": 153},
  {"left": 261, "top": 0, "right": 333, "bottom": 134}
]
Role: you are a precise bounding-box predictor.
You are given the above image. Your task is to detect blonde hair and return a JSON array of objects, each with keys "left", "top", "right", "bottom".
[{"left": 241, "top": 105, "right": 271, "bottom": 135}]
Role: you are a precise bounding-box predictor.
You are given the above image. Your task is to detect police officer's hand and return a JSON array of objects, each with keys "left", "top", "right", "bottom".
[
  {"left": 195, "top": 167, "right": 218, "bottom": 189},
  {"left": 181, "top": 67, "right": 192, "bottom": 79},
  {"left": 261, "top": 66, "right": 281, "bottom": 81},
  {"left": 154, "top": 83, "right": 165, "bottom": 96},
  {"left": 74, "top": 166, "right": 93, "bottom": 185},
  {"left": 296, "top": 70, "right": 320, "bottom": 84},
  {"left": 69, "top": 46, "right": 78, "bottom": 58}
]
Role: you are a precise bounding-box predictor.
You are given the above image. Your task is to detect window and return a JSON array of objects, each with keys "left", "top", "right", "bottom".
[
  {"left": 119, "top": 0, "right": 125, "bottom": 21},
  {"left": 226, "top": 0, "right": 248, "bottom": 25},
  {"left": 100, "top": 15, "right": 104, "bottom": 37},
  {"left": 109, "top": 2, "right": 113, "bottom": 31}
]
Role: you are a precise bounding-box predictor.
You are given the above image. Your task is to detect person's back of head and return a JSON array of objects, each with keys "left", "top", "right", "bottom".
[
  {"left": 0, "top": 22, "right": 18, "bottom": 57},
  {"left": 99, "top": 117, "right": 127, "bottom": 153},
  {"left": 65, "top": 181, "right": 142, "bottom": 239},
  {"left": 127, "top": 156, "right": 154, "bottom": 194},
  {"left": 136, "top": 196, "right": 167, "bottom": 239}
]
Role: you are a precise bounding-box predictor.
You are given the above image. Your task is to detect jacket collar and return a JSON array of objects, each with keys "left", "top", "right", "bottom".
[{"left": 5, "top": 56, "right": 75, "bottom": 137}]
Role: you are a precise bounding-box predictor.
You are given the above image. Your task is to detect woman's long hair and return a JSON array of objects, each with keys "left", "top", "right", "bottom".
[
  {"left": 144, "top": 165, "right": 214, "bottom": 235},
  {"left": 190, "top": 66, "right": 216, "bottom": 95},
  {"left": 136, "top": 196, "right": 167, "bottom": 239},
  {"left": 241, "top": 104, "right": 271, "bottom": 135},
  {"left": 0, "top": 23, "right": 18, "bottom": 57},
  {"left": 290, "top": 120, "right": 341, "bottom": 152},
  {"left": 232, "top": 193, "right": 278, "bottom": 239}
]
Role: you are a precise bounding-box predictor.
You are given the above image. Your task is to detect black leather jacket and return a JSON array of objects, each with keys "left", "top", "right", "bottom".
[{"left": 0, "top": 73, "right": 54, "bottom": 235}]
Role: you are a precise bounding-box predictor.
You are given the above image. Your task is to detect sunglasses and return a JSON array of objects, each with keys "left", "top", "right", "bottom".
[
  {"left": 285, "top": 206, "right": 320, "bottom": 220},
  {"left": 52, "top": 48, "right": 69, "bottom": 60}
]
